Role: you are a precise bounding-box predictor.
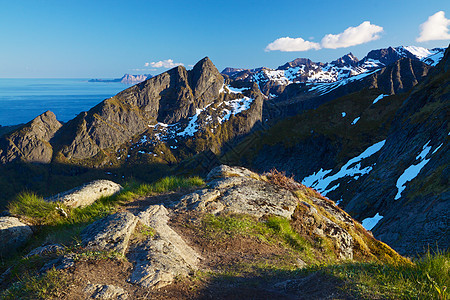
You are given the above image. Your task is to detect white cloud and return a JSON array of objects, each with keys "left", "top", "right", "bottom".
[
  {"left": 265, "top": 21, "right": 383, "bottom": 52},
  {"left": 145, "top": 59, "right": 184, "bottom": 68},
  {"left": 265, "top": 37, "right": 321, "bottom": 52},
  {"left": 416, "top": 11, "right": 450, "bottom": 42},
  {"left": 321, "top": 21, "right": 383, "bottom": 49}
]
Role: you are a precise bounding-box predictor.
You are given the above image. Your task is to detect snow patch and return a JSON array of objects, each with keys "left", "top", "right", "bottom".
[
  {"left": 351, "top": 117, "right": 360, "bottom": 125},
  {"left": 395, "top": 141, "right": 443, "bottom": 200},
  {"left": 341, "top": 112, "right": 346, "bottom": 117},
  {"left": 302, "top": 140, "right": 386, "bottom": 196},
  {"left": 372, "top": 94, "right": 388, "bottom": 104},
  {"left": 361, "top": 213, "right": 383, "bottom": 231}
]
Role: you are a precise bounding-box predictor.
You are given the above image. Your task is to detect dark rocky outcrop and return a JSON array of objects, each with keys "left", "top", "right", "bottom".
[{"left": 0, "top": 111, "right": 62, "bottom": 164}]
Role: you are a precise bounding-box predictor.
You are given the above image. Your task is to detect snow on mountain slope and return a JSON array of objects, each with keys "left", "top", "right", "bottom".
[{"left": 226, "top": 46, "right": 446, "bottom": 97}]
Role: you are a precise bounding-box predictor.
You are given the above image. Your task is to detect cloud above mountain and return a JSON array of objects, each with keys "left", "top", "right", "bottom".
[
  {"left": 416, "top": 11, "right": 450, "bottom": 42},
  {"left": 266, "top": 21, "right": 383, "bottom": 52},
  {"left": 321, "top": 21, "right": 383, "bottom": 49},
  {"left": 265, "top": 37, "right": 321, "bottom": 52},
  {"left": 145, "top": 59, "right": 184, "bottom": 68}
]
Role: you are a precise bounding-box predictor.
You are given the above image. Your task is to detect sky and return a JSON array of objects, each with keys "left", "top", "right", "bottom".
[{"left": 0, "top": 0, "right": 449, "bottom": 78}]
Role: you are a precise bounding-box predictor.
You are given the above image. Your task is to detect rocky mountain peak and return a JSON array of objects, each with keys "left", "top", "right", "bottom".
[
  {"left": 188, "top": 57, "right": 224, "bottom": 104},
  {"left": 363, "top": 46, "right": 402, "bottom": 66},
  {"left": 331, "top": 53, "right": 359, "bottom": 67},
  {"left": 277, "top": 58, "right": 315, "bottom": 70},
  {"left": 0, "top": 110, "right": 62, "bottom": 164}
]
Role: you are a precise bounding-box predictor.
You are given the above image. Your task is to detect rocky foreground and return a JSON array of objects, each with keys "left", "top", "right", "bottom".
[{"left": 0, "top": 165, "right": 407, "bottom": 299}]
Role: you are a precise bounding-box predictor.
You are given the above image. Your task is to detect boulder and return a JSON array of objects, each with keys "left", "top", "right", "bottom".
[
  {"left": 178, "top": 165, "right": 298, "bottom": 219},
  {"left": 0, "top": 217, "right": 33, "bottom": 256},
  {"left": 81, "top": 212, "right": 138, "bottom": 255},
  {"left": 47, "top": 180, "right": 122, "bottom": 208}
]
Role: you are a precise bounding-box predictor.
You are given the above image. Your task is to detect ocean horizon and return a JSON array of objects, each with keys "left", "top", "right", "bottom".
[{"left": 0, "top": 78, "right": 132, "bottom": 126}]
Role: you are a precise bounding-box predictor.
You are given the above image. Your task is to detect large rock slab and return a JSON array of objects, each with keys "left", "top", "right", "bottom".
[
  {"left": 47, "top": 180, "right": 122, "bottom": 208},
  {"left": 0, "top": 217, "right": 33, "bottom": 256},
  {"left": 128, "top": 205, "right": 201, "bottom": 289},
  {"left": 177, "top": 165, "right": 299, "bottom": 219},
  {"left": 81, "top": 212, "right": 138, "bottom": 255}
]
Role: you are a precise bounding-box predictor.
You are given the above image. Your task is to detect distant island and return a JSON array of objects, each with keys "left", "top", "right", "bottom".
[{"left": 89, "top": 73, "right": 152, "bottom": 84}]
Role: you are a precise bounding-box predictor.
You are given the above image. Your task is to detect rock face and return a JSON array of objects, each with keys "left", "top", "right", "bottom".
[
  {"left": 46, "top": 180, "right": 123, "bottom": 208},
  {"left": 54, "top": 57, "right": 226, "bottom": 162},
  {"left": 0, "top": 111, "right": 62, "bottom": 164},
  {"left": 81, "top": 212, "right": 138, "bottom": 255},
  {"left": 0, "top": 217, "right": 33, "bottom": 255}
]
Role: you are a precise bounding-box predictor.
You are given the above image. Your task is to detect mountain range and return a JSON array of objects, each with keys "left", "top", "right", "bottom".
[{"left": 0, "top": 44, "right": 448, "bottom": 256}]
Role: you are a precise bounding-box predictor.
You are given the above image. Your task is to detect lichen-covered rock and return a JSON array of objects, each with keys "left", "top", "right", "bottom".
[
  {"left": 292, "top": 200, "right": 354, "bottom": 260},
  {"left": 84, "top": 284, "right": 129, "bottom": 299},
  {"left": 46, "top": 180, "right": 122, "bottom": 208},
  {"left": 128, "top": 205, "right": 201, "bottom": 289},
  {"left": 81, "top": 212, "right": 138, "bottom": 255},
  {"left": 177, "top": 165, "right": 298, "bottom": 219},
  {"left": 206, "top": 164, "right": 260, "bottom": 181},
  {"left": 0, "top": 217, "right": 33, "bottom": 256}
]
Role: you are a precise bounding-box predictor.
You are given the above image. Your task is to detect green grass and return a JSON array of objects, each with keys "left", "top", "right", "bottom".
[
  {"left": 7, "top": 192, "right": 59, "bottom": 224},
  {"left": 299, "top": 250, "right": 449, "bottom": 299},
  {"left": 8, "top": 175, "right": 204, "bottom": 227},
  {"left": 1, "top": 268, "right": 70, "bottom": 300},
  {"left": 201, "top": 214, "right": 319, "bottom": 265}
]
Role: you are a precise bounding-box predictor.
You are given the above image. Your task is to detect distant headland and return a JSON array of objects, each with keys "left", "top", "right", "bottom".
[{"left": 89, "top": 73, "right": 152, "bottom": 84}]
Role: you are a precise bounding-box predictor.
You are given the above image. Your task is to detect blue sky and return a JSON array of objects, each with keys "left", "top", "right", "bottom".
[{"left": 0, "top": 0, "right": 449, "bottom": 78}]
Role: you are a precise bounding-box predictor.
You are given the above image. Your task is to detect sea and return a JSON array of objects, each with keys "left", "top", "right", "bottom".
[{"left": 0, "top": 78, "right": 132, "bottom": 126}]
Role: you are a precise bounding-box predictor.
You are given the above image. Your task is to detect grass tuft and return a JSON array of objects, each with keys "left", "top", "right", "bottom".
[{"left": 1, "top": 268, "right": 70, "bottom": 300}]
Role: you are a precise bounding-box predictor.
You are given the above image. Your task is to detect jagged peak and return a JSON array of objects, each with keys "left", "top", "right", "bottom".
[
  {"left": 277, "top": 57, "right": 315, "bottom": 70},
  {"left": 331, "top": 53, "right": 359, "bottom": 67}
]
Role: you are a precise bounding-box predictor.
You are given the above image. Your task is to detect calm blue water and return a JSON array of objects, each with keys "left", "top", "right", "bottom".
[{"left": 0, "top": 79, "right": 132, "bottom": 126}]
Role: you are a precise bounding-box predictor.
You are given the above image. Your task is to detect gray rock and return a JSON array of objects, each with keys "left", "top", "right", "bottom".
[
  {"left": 0, "top": 217, "right": 33, "bottom": 256},
  {"left": 206, "top": 165, "right": 260, "bottom": 181},
  {"left": 25, "top": 244, "right": 64, "bottom": 258},
  {"left": 178, "top": 174, "right": 298, "bottom": 219},
  {"left": 81, "top": 212, "right": 138, "bottom": 255},
  {"left": 39, "top": 254, "right": 75, "bottom": 273},
  {"left": 129, "top": 205, "right": 201, "bottom": 289},
  {"left": 84, "top": 283, "right": 129, "bottom": 299},
  {"left": 47, "top": 180, "right": 123, "bottom": 208},
  {"left": 0, "top": 111, "right": 62, "bottom": 164}
]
